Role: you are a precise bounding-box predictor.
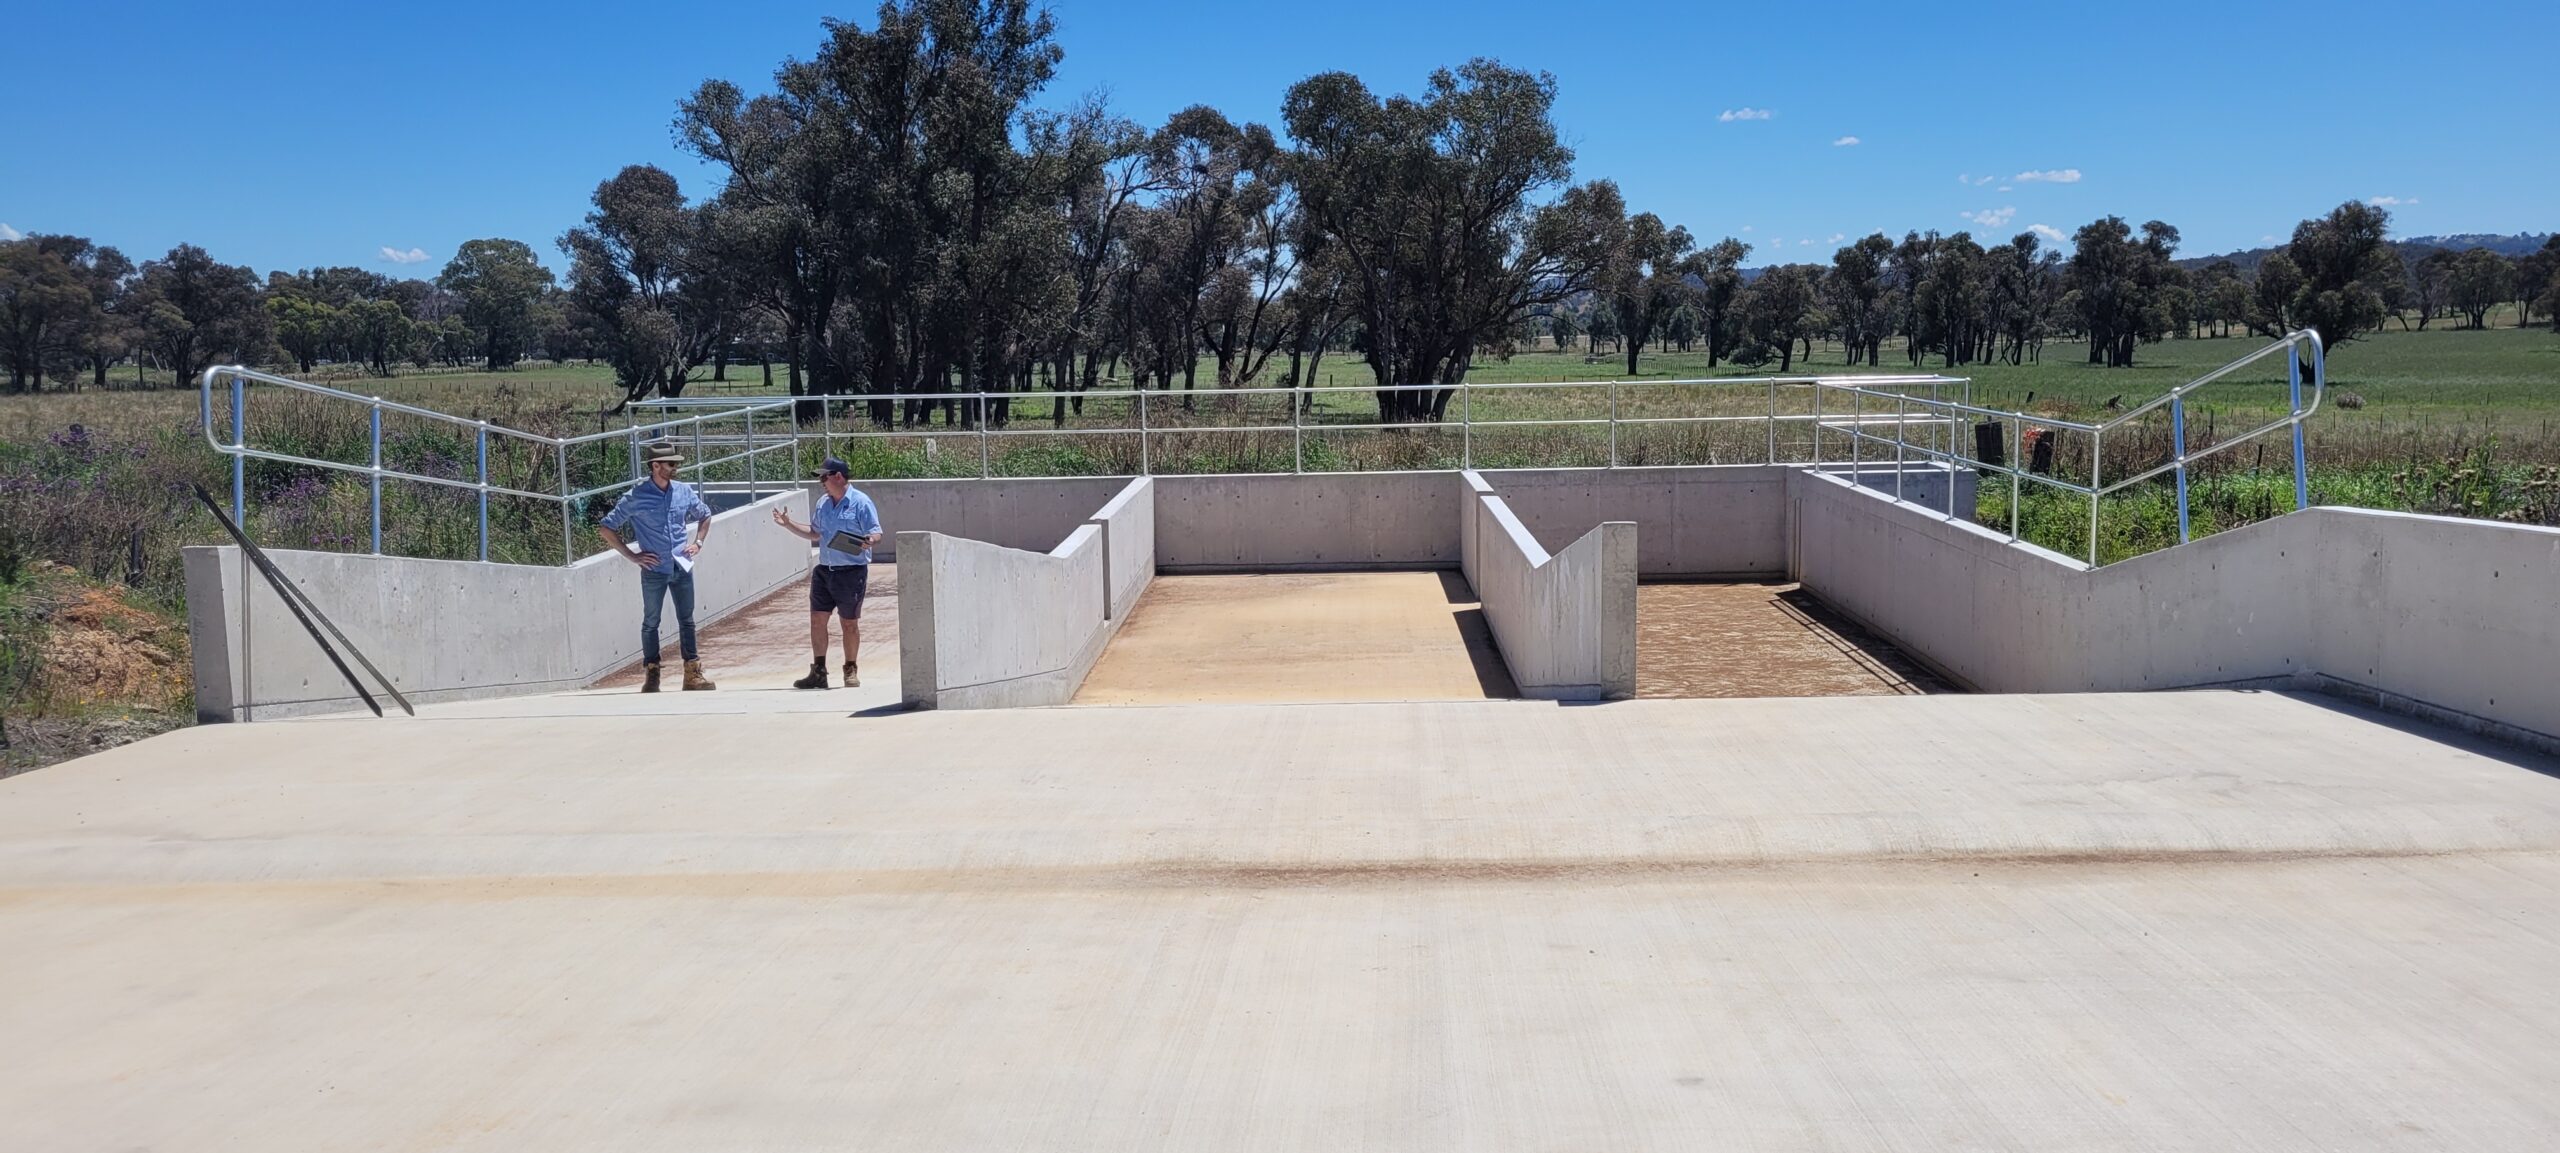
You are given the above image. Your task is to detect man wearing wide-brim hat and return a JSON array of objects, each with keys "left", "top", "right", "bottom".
[
  {"left": 770, "top": 456, "right": 883, "bottom": 688},
  {"left": 597, "top": 440, "right": 718, "bottom": 693}
]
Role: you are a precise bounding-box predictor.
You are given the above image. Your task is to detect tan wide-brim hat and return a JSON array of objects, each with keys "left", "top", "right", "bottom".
[{"left": 642, "top": 442, "right": 685, "bottom": 465}]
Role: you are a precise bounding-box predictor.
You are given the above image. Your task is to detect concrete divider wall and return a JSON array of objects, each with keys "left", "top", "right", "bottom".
[
  {"left": 1787, "top": 469, "right": 2560, "bottom": 746},
  {"left": 183, "top": 489, "right": 812, "bottom": 721},
  {"left": 1461, "top": 471, "right": 1637, "bottom": 700},
  {"left": 898, "top": 476, "right": 1154, "bottom": 710},
  {"left": 1092, "top": 476, "right": 1155, "bottom": 619}
]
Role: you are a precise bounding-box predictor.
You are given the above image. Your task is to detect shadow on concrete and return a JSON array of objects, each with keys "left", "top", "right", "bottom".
[
  {"left": 1448, "top": 607, "right": 1522, "bottom": 699},
  {"left": 2267, "top": 689, "right": 2560, "bottom": 781}
]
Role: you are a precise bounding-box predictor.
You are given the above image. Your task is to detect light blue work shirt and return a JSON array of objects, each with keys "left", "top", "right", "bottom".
[
  {"left": 812, "top": 488, "right": 882, "bottom": 565},
  {"left": 600, "top": 478, "right": 713, "bottom": 572}
]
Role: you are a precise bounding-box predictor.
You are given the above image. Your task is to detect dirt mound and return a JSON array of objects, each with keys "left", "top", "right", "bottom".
[{"left": 30, "top": 584, "right": 189, "bottom": 710}]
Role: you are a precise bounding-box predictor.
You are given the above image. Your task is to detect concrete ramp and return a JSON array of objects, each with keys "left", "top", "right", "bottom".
[
  {"left": 1071, "top": 572, "right": 1516, "bottom": 704},
  {"left": 1635, "top": 581, "right": 1942, "bottom": 698}
]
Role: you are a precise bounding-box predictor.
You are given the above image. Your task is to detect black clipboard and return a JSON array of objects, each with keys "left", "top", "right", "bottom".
[{"left": 827, "top": 530, "right": 870, "bottom": 554}]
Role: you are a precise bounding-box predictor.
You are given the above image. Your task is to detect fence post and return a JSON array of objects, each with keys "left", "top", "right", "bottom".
[
  {"left": 746, "top": 407, "right": 759, "bottom": 499},
  {"left": 369, "top": 400, "right": 383, "bottom": 555},
  {"left": 821, "top": 396, "right": 832, "bottom": 465},
  {"left": 978, "top": 392, "right": 990, "bottom": 478},
  {"left": 1766, "top": 378, "right": 1777, "bottom": 464},
  {"left": 1810, "top": 378, "right": 1823, "bottom": 467},
  {"left": 1138, "top": 389, "right": 1150, "bottom": 475},
  {"left": 1460, "top": 382, "right": 1470, "bottom": 470},
  {"left": 476, "top": 423, "right": 489, "bottom": 563}
]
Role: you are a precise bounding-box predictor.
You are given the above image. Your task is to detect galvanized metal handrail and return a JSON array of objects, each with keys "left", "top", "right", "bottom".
[
  {"left": 1814, "top": 330, "right": 2327, "bottom": 565},
  {"left": 199, "top": 365, "right": 799, "bottom": 564}
]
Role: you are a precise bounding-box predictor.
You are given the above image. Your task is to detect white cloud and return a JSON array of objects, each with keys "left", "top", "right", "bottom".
[
  {"left": 1718, "top": 107, "right": 1773, "bottom": 122},
  {"left": 1799, "top": 239, "right": 1815, "bottom": 246},
  {"left": 1996, "top": 186, "right": 2012, "bottom": 192},
  {"left": 380, "top": 246, "right": 430, "bottom": 264},
  {"left": 2028, "top": 223, "right": 2068, "bottom": 246},
  {"left": 2261, "top": 235, "right": 2279, "bottom": 244},
  {"left": 1827, "top": 233, "right": 1846, "bottom": 244},
  {"left": 1832, "top": 135, "right": 1860, "bottom": 146},
  {"left": 2015, "top": 168, "right": 2082, "bottom": 183},
  {"left": 1741, "top": 225, "right": 1754, "bottom": 232},
  {"left": 2367, "top": 195, "right": 2420, "bottom": 207},
  {"left": 1960, "top": 206, "right": 2018, "bottom": 229},
  {"left": 0, "top": 223, "right": 22, "bottom": 242},
  {"left": 1968, "top": 174, "right": 1997, "bottom": 186}
]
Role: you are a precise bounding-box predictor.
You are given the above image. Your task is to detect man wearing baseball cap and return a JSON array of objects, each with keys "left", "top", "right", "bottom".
[{"left": 770, "top": 457, "right": 883, "bottom": 688}]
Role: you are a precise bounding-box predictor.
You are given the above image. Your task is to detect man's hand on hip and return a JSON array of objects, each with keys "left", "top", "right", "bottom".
[{"left": 631, "top": 550, "right": 660, "bottom": 568}]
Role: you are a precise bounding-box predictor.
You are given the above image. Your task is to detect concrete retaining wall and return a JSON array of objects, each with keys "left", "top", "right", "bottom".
[
  {"left": 1787, "top": 469, "right": 2560, "bottom": 748},
  {"left": 1154, "top": 472, "right": 1461, "bottom": 570},
  {"left": 183, "top": 489, "right": 812, "bottom": 721},
  {"left": 897, "top": 476, "right": 1155, "bottom": 710},
  {"left": 1460, "top": 472, "right": 1637, "bottom": 700}
]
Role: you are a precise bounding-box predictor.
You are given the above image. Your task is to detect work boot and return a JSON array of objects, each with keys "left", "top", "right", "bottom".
[
  {"left": 792, "top": 661, "right": 829, "bottom": 690},
  {"left": 682, "top": 660, "right": 717, "bottom": 691},
  {"left": 842, "top": 661, "right": 861, "bottom": 688},
  {"left": 640, "top": 663, "right": 661, "bottom": 694}
]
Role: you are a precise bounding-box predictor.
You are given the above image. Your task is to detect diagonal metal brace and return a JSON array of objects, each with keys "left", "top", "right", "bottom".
[{"left": 191, "top": 485, "right": 415, "bottom": 719}]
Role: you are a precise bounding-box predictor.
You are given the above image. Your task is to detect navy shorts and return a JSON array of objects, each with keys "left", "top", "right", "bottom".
[{"left": 809, "top": 564, "right": 869, "bottom": 619}]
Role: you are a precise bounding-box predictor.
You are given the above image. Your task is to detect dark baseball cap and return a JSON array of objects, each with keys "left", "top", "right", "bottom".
[{"left": 812, "top": 458, "right": 850, "bottom": 478}]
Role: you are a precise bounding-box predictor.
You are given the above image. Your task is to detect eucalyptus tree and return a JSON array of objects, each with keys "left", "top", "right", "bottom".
[{"left": 1282, "top": 59, "right": 1620, "bottom": 421}]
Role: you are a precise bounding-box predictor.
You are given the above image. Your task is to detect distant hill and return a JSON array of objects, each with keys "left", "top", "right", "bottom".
[{"left": 2181, "top": 231, "right": 2553, "bottom": 273}]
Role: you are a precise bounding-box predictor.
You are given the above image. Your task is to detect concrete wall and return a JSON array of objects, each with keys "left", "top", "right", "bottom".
[
  {"left": 1461, "top": 472, "right": 1638, "bottom": 700},
  {"left": 1154, "top": 472, "right": 1461, "bottom": 570},
  {"left": 898, "top": 476, "right": 1154, "bottom": 710},
  {"left": 1786, "top": 469, "right": 2560, "bottom": 748},
  {"left": 856, "top": 476, "right": 1132, "bottom": 562},
  {"left": 184, "top": 489, "right": 812, "bottom": 721}
]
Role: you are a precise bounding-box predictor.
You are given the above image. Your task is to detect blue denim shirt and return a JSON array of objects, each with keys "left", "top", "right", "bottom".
[
  {"left": 600, "top": 478, "right": 713, "bottom": 572},
  {"left": 812, "top": 488, "right": 882, "bottom": 565}
]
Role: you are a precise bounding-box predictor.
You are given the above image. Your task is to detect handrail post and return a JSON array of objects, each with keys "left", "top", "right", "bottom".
[
  {"left": 557, "top": 448, "right": 573, "bottom": 566},
  {"left": 2289, "top": 342, "right": 2310, "bottom": 509},
  {"left": 1295, "top": 385, "right": 1305, "bottom": 473},
  {"left": 978, "top": 392, "right": 990, "bottom": 478},
  {"left": 369, "top": 400, "right": 383, "bottom": 555},
  {"left": 1459, "top": 382, "right": 1469, "bottom": 470},
  {"left": 821, "top": 396, "right": 832, "bottom": 466},
  {"left": 1894, "top": 395, "right": 1905, "bottom": 503},
  {"left": 230, "top": 371, "right": 246, "bottom": 528},
  {"left": 1851, "top": 388, "right": 1862, "bottom": 475},
  {"left": 2172, "top": 393, "right": 2191, "bottom": 544},
  {"left": 476, "top": 422, "right": 489, "bottom": 563},
  {"left": 1811, "top": 380, "right": 1823, "bottom": 467},
  {"left": 1138, "top": 389, "right": 1150, "bottom": 475},
  {"left": 2008, "top": 420, "right": 2021, "bottom": 543},
  {"left": 2088, "top": 427, "right": 2102, "bottom": 566},
  {"left": 746, "top": 407, "right": 759, "bottom": 499},
  {"left": 1608, "top": 380, "right": 1619, "bottom": 468},
  {"left": 1766, "top": 378, "right": 1776, "bottom": 464}
]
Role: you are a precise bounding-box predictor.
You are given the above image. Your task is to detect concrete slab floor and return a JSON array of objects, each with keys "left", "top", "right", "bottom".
[
  {"left": 591, "top": 563, "right": 900, "bottom": 697},
  {"left": 1073, "top": 571, "right": 1517, "bottom": 705},
  {"left": 5, "top": 690, "right": 2560, "bottom": 1148},
  {"left": 1637, "top": 581, "right": 1945, "bottom": 698}
]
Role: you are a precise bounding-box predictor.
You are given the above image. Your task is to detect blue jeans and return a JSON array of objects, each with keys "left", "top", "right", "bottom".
[{"left": 639, "top": 565, "right": 698, "bottom": 665}]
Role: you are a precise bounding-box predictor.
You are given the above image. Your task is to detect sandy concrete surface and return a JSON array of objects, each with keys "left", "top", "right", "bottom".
[
  {"left": 1637, "top": 581, "right": 1942, "bottom": 698},
  {"left": 4, "top": 691, "right": 2560, "bottom": 1149},
  {"left": 594, "top": 562, "right": 899, "bottom": 693},
  {"left": 1073, "top": 571, "right": 1517, "bottom": 704}
]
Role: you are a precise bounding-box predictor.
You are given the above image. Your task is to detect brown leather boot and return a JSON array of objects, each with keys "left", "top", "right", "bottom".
[
  {"left": 842, "top": 661, "right": 861, "bottom": 688},
  {"left": 792, "top": 661, "right": 829, "bottom": 690},
  {"left": 682, "top": 660, "right": 717, "bottom": 691},
  {"left": 640, "top": 663, "right": 661, "bottom": 693}
]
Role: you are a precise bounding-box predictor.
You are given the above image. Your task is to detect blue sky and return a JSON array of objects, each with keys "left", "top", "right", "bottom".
[{"left": 5, "top": 0, "right": 2551, "bottom": 274}]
